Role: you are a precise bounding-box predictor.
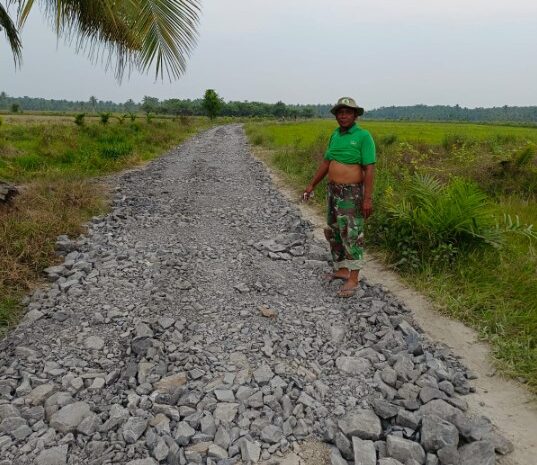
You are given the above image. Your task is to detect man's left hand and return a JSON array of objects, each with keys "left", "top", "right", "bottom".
[{"left": 362, "top": 198, "right": 373, "bottom": 219}]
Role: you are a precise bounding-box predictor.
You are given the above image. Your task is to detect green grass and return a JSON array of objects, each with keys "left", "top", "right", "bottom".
[
  {"left": 0, "top": 116, "right": 210, "bottom": 332},
  {"left": 245, "top": 119, "right": 537, "bottom": 393}
]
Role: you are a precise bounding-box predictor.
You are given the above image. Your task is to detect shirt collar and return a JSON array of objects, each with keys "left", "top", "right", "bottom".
[{"left": 339, "top": 123, "right": 358, "bottom": 135}]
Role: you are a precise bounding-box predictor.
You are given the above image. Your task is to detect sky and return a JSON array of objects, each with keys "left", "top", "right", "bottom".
[{"left": 1, "top": 0, "right": 537, "bottom": 108}]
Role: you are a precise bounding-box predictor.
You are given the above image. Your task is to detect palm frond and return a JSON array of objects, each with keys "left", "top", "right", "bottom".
[
  {"left": 132, "top": 0, "right": 200, "bottom": 80},
  {"left": 0, "top": 2, "right": 22, "bottom": 65},
  {"left": 17, "top": 0, "right": 200, "bottom": 80}
]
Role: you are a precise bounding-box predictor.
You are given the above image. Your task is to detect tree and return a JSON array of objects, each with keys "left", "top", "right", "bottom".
[
  {"left": 272, "top": 101, "right": 288, "bottom": 119},
  {"left": 202, "top": 89, "right": 223, "bottom": 120},
  {"left": 3, "top": 0, "right": 201, "bottom": 80},
  {"left": 89, "top": 96, "right": 97, "bottom": 112},
  {"left": 142, "top": 96, "right": 160, "bottom": 115}
]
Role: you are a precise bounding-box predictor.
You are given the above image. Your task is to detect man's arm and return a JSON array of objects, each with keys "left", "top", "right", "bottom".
[
  {"left": 362, "top": 164, "right": 375, "bottom": 218},
  {"left": 304, "top": 160, "right": 330, "bottom": 197}
]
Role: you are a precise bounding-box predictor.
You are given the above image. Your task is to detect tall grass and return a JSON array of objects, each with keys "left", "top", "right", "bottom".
[{"left": 245, "top": 120, "right": 537, "bottom": 392}]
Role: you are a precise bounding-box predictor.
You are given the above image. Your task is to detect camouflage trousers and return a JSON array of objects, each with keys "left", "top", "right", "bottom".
[{"left": 324, "top": 183, "right": 365, "bottom": 271}]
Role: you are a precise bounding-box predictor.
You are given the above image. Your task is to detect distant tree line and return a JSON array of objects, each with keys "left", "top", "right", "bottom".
[
  {"left": 0, "top": 92, "right": 319, "bottom": 119},
  {"left": 1, "top": 92, "right": 537, "bottom": 122},
  {"left": 365, "top": 104, "right": 537, "bottom": 123}
]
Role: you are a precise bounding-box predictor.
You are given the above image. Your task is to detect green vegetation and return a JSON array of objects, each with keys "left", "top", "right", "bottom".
[
  {"left": 0, "top": 117, "right": 208, "bottom": 331},
  {"left": 202, "top": 89, "right": 224, "bottom": 120},
  {"left": 245, "top": 119, "right": 537, "bottom": 392},
  {"left": 2, "top": 93, "right": 537, "bottom": 123}
]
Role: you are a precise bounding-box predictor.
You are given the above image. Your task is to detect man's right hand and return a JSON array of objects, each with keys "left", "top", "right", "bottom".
[{"left": 302, "top": 185, "right": 314, "bottom": 201}]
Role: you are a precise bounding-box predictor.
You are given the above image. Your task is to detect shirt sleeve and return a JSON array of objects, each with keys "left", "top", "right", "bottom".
[
  {"left": 360, "top": 132, "right": 376, "bottom": 165},
  {"left": 323, "top": 132, "right": 335, "bottom": 160}
]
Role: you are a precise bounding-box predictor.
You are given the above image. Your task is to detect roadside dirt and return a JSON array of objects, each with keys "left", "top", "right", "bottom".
[{"left": 250, "top": 146, "right": 537, "bottom": 465}]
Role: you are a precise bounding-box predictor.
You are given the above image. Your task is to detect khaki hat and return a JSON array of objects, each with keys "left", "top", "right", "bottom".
[{"left": 330, "top": 97, "right": 364, "bottom": 116}]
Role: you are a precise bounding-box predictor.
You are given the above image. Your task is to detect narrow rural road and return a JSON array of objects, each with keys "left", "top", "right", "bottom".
[{"left": 0, "top": 126, "right": 514, "bottom": 465}]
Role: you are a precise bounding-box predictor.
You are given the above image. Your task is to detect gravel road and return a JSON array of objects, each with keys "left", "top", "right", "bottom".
[{"left": 0, "top": 125, "right": 512, "bottom": 465}]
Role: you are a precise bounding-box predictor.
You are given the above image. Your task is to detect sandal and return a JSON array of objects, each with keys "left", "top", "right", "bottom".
[
  {"left": 322, "top": 271, "right": 350, "bottom": 282},
  {"left": 337, "top": 282, "right": 359, "bottom": 298}
]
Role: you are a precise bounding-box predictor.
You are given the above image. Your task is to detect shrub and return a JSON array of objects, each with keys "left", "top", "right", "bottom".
[
  {"left": 99, "top": 112, "right": 111, "bottom": 125},
  {"left": 371, "top": 174, "right": 500, "bottom": 269},
  {"left": 381, "top": 134, "right": 398, "bottom": 146},
  {"left": 128, "top": 112, "right": 137, "bottom": 122},
  {"left": 74, "top": 113, "right": 86, "bottom": 127}
]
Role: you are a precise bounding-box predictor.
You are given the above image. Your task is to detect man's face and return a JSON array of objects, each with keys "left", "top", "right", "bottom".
[{"left": 335, "top": 107, "right": 357, "bottom": 128}]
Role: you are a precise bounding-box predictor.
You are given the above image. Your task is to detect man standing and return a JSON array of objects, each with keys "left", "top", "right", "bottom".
[{"left": 303, "top": 97, "right": 376, "bottom": 297}]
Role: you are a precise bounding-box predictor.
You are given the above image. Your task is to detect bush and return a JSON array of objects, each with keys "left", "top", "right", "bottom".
[
  {"left": 381, "top": 134, "right": 398, "bottom": 146},
  {"left": 74, "top": 113, "right": 86, "bottom": 127},
  {"left": 99, "top": 112, "right": 111, "bottom": 125},
  {"left": 371, "top": 174, "right": 501, "bottom": 269}
]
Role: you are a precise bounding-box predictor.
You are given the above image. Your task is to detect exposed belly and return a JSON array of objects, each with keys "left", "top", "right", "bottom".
[{"left": 328, "top": 161, "right": 363, "bottom": 184}]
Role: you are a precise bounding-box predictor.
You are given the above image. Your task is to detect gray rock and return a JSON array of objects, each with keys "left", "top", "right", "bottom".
[
  {"left": 397, "top": 410, "right": 420, "bottom": 430},
  {"left": 26, "top": 384, "right": 56, "bottom": 406},
  {"left": 12, "top": 425, "right": 32, "bottom": 440},
  {"left": 84, "top": 335, "right": 105, "bottom": 350},
  {"left": 420, "top": 387, "right": 447, "bottom": 404},
  {"left": 426, "top": 453, "right": 439, "bottom": 465},
  {"left": 208, "top": 443, "right": 229, "bottom": 459},
  {"left": 352, "top": 436, "right": 376, "bottom": 465},
  {"left": 336, "top": 431, "right": 353, "bottom": 460},
  {"left": 36, "top": 445, "right": 68, "bottom": 465},
  {"left": 77, "top": 412, "right": 101, "bottom": 436},
  {"left": 437, "top": 446, "right": 459, "bottom": 465},
  {"left": 240, "top": 439, "right": 261, "bottom": 462},
  {"left": 253, "top": 364, "right": 274, "bottom": 385},
  {"left": 50, "top": 401, "right": 91, "bottom": 433},
  {"left": 261, "top": 424, "right": 283, "bottom": 443},
  {"left": 386, "top": 435, "right": 426, "bottom": 464},
  {"left": 335, "top": 356, "right": 371, "bottom": 376},
  {"left": 373, "top": 399, "right": 399, "bottom": 419},
  {"left": 421, "top": 414, "right": 459, "bottom": 452},
  {"left": 338, "top": 408, "right": 381, "bottom": 440},
  {"left": 100, "top": 404, "right": 129, "bottom": 431},
  {"left": 214, "top": 426, "right": 231, "bottom": 450},
  {"left": 458, "top": 441, "right": 495, "bottom": 465},
  {"left": 0, "top": 416, "right": 27, "bottom": 434},
  {"left": 213, "top": 403, "right": 239, "bottom": 423},
  {"left": 331, "top": 447, "right": 349, "bottom": 465},
  {"left": 418, "top": 400, "right": 461, "bottom": 423},
  {"left": 123, "top": 417, "right": 148, "bottom": 444},
  {"left": 0, "top": 404, "right": 20, "bottom": 420},
  {"left": 175, "top": 420, "right": 196, "bottom": 446}
]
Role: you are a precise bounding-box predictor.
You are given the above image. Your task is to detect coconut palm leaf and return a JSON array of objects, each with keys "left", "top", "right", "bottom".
[
  {"left": 0, "top": 2, "right": 22, "bottom": 65},
  {"left": 16, "top": 0, "right": 200, "bottom": 80}
]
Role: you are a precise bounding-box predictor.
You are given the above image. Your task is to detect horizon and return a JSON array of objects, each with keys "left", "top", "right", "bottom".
[{"left": 3, "top": 92, "right": 537, "bottom": 111}]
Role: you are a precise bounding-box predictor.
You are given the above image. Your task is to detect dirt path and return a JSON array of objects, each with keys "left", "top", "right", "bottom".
[{"left": 251, "top": 145, "right": 537, "bottom": 465}]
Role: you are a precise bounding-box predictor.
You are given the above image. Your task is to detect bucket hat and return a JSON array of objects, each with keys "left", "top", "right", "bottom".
[{"left": 330, "top": 97, "right": 364, "bottom": 116}]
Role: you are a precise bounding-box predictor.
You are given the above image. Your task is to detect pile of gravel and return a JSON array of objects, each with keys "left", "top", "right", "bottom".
[{"left": 0, "top": 126, "right": 512, "bottom": 465}]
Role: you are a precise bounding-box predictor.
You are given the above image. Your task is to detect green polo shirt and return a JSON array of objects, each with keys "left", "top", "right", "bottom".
[{"left": 324, "top": 123, "right": 376, "bottom": 165}]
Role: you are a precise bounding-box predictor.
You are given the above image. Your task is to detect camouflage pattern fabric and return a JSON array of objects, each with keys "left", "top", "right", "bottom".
[{"left": 324, "top": 183, "right": 365, "bottom": 271}]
